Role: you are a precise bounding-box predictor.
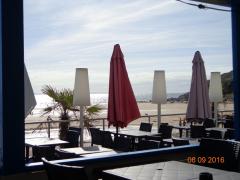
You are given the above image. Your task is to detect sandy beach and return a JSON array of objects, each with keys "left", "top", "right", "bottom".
[
  {"left": 131, "top": 102, "right": 233, "bottom": 127},
  {"left": 25, "top": 102, "right": 234, "bottom": 131}
]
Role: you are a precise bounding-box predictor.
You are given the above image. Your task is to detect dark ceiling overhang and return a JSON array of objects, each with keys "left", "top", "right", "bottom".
[{"left": 189, "top": 0, "right": 230, "bottom": 7}]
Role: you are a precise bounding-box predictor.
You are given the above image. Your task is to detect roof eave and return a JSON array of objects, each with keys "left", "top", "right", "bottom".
[{"left": 189, "top": 0, "right": 230, "bottom": 7}]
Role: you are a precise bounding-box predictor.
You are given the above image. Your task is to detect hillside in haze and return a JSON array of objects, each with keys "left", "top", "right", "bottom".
[
  {"left": 221, "top": 71, "right": 233, "bottom": 99},
  {"left": 170, "top": 71, "right": 233, "bottom": 102}
]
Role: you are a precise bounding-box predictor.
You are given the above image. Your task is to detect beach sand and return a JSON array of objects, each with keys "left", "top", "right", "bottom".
[
  {"left": 25, "top": 102, "right": 233, "bottom": 131},
  {"left": 130, "top": 102, "right": 233, "bottom": 127}
]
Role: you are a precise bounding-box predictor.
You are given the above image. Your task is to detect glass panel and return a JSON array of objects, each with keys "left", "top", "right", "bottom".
[{"left": 23, "top": 1, "right": 233, "bottom": 162}]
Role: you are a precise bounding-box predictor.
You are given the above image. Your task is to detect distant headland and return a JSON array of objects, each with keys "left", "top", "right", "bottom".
[{"left": 167, "top": 71, "right": 233, "bottom": 102}]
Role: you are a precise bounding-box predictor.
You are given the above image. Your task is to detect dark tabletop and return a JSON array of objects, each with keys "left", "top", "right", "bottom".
[{"left": 103, "top": 161, "right": 240, "bottom": 180}]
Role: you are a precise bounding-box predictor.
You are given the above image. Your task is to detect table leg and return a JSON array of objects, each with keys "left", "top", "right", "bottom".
[
  {"left": 179, "top": 129, "right": 183, "bottom": 138},
  {"left": 131, "top": 137, "right": 135, "bottom": 151},
  {"left": 186, "top": 130, "right": 190, "bottom": 137}
]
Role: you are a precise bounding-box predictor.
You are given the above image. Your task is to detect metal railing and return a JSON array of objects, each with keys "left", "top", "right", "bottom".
[{"left": 25, "top": 110, "right": 233, "bottom": 138}]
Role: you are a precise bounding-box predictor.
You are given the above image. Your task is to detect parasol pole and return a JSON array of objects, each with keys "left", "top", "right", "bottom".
[
  {"left": 79, "top": 105, "right": 84, "bottom": 147},
  {"left": 116, "top": 124, "right": 119, "bottom": 134},
  {"left": 157, "top": 103, "right": 161, "bottom": 128}
]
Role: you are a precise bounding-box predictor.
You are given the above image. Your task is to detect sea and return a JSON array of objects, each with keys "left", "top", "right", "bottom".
[{"left": 31, "top": 93, "right": 181, "bottom": 117}]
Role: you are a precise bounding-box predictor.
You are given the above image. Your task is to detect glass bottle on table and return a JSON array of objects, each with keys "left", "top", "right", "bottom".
[
  {"left": 179, "top": 118, "right": 182, "bottom": 126},
  {"left": 183, "top": 119, "right": 186, "bottom": 126}
]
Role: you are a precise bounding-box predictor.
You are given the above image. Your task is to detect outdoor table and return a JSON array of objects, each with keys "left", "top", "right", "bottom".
[
  {"left": 109, "top": 130, "right": 160, "bottom": 150},
  {"left": 61, "top": 145, "right": 113, "bottom": 156},
  {"left": 172, "top": 125, "right": 190, "bottom": 138},
  {"left": 25, "top": 137, "right": 69, "bottom": 162},
  {"left": 102, "top": 160, "right": 240, "bottom": 180}
]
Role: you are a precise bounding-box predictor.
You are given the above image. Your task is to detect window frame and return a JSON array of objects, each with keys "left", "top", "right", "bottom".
[{"left": 0, "top": 0, "right": 239, "bottom": 175}]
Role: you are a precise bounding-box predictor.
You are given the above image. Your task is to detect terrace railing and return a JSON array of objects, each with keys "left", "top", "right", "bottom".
[{"left": 25, "top": 110, "right": 233, "bottom": 138}]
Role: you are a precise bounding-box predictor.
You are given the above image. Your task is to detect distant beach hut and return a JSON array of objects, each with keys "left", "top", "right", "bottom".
[
  {"left": 186, "top": 51, "right": 211, "bottom": 123},
  {"left": 107, "top": 44, "right": 140, "bottom": 132}
]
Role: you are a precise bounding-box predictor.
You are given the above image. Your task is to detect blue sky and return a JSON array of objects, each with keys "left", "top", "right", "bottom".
[{"left": 24, "top": 0, "right": 232, "bottom": 95}]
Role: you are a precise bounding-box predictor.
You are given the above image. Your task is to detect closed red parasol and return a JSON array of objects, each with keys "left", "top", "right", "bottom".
[{"left": 107, "top": 44, "right": 140, "bottom": 130}]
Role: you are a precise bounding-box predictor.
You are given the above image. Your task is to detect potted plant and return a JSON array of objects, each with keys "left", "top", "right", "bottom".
[{"left": 41, "top": 85, "right": 102, "bottom": 140}]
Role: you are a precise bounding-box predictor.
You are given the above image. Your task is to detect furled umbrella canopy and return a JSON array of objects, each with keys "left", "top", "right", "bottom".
[
  {"left": 24, "top": 64, "right": 36, "bottom": 118},
  {"left": 107, "top": 44, "right": 141, "bottom": 129},
  {"left": 186, "top": 51, "right": 211, "bottom": 122}
]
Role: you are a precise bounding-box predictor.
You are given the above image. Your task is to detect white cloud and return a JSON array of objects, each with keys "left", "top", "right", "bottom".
[{"left": 24, "top": 0, "right": 232, "bottom": 94}]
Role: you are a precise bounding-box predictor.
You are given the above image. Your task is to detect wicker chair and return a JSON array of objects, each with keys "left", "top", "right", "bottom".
[
  {"left": 102, "top": 131, "right": 114, "bottom": 149},
  {"left": 42, "top": 158, "right": 88, "bottom": 180},
  {"left": 65, "top": 130, "right": 80, "bottom": 148},
  {"left": 224, "top": 129, "right": 235, "bottom": 139},
  {"left": 190, "top": 125, "right": 206, "bottom": 138},
  {"left": 32, "top": 145, "right": 56, "bottom": 162},
  {"left": 172, "top": 138, "right": 190, "bottom": 146},
  {"left": 114, "top": 136, "right": 132, "bottom": 152},
  {"left": 158, "top": 125, "right": 173, "bottom": 139},
  {"left": 89, "top": 128, "right": 103, "bottom": 146},
  {"left": 55, "top": 148, "right": 80, "bottom": 159},
  {"left": 139, "top": 123, "right": 153, "bottom": 132},
  {"left": 145, "top": 135, "right": 163, "bottom": 142},
  {"left": 199, "top": 138, "right": 239, "bottom": 171},
  {"left": 136, "top": 140, "right": 159, "bottom": 150},
  {"left": 208, "top": 130, "right": 222, "bottom": 139},
  {"left": 145, "top": 135, "right": 172, "bottom": 148},
  {"left": 224, "top": 120, "right": 234, "bottom": 128},
  {"left": 203, "top": 118, "right": 215, "bottom": 128}
]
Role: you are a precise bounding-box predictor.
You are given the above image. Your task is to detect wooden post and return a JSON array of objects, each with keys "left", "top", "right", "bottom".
[
  {"left": 231, "top": 0, "right": 240, "bottom": 140},
  {"left": 0, "top": 0, "right": 25, "bottom": 174}
]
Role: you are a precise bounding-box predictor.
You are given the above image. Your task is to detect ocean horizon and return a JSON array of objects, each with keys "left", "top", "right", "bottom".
[
  {"left": 34, "top": 93, "right": 182, "bottom": 106},
  {"left": 32, "top": 93, "right": 183, "bottom": 117}
]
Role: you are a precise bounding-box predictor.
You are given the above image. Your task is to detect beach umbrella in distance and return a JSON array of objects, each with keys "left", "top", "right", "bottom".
[
  {"left": 186, "top": 51, "right": 211, "bottom": 123},
  {"left": 24, "top": 64, "right": 36, "bottom": 118},
  {"left": 107, "top": 44, "right": 140, "bottom": 132}
]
